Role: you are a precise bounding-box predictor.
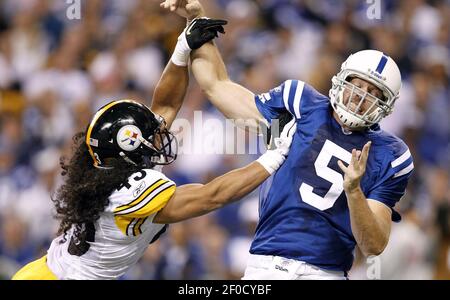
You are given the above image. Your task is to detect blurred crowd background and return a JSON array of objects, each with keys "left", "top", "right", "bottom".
[{"left": 0, "top": 0, "right": 449, "bottom": 280}]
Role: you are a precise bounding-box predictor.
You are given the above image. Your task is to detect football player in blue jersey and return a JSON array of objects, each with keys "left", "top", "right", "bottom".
[{"left": 162, "top": 0, "right": 415, "bottom": 279}]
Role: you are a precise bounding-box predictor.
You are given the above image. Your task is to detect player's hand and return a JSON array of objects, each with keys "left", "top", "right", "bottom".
[
  {"left": 160, "top": 0, "right": 205, "bottom": 21},
  {"left": 273, "top": 118, "right": 296, "bottom": 157},
  {"left": 338, "top": 141, "right": 371, "bottom": 192},
  {"left": 265, "top": 111, "right": 294, "bottom": 149},
  {"left": 184, "top": 18, "right": 227, "bottom": 49},
  {"left": 171, "top": 17, "right": 227, "bottom": 66},
  {"left": 256, "top": 119, "right": 296, "bottom": 175}
]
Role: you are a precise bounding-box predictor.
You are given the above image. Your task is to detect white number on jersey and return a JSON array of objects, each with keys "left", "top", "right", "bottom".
[{"left": 299, "top": 140, "right": 352, "bottom": 211}]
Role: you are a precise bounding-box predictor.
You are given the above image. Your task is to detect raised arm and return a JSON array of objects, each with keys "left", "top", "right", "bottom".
[
  {"left": 152, "top": 1, "right": 230, "bottom": 128},
  {"left": 151, "top": 1, "right": 197, "bottom": 128},
  {"left": 338, "top": 142, "right": 392, "bottom": 256},
  {"left": 151, "top": 62, "right": 188, "bottom": 129},
  {"left": 190, "top": 42, "right": 265, "bottom": 131},
  {"left": 161, "top": 0, "right": 266, "bottom": 132}
]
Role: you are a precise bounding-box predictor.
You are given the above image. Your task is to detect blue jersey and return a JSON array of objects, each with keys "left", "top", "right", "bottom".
[{"left": 252, "top": 80, "right": 414, "bottom": 272}]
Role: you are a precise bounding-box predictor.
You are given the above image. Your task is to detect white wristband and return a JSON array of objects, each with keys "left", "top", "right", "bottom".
[
  {"left": 170, "top": 32, "right": 191, "bottom": 67},
  {"left": 256, "top": 149, "right": 286, "bottom": 175}
]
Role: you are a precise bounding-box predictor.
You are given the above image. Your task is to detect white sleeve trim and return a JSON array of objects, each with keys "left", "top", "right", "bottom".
[
  {"left": 283, "top": 80, "right": 293, "bottom": 114},
  {"left": 393, "top": 162, "right": 414, "bottom": 178},
  {"left": 293, "top": 81, "right": 305, "bottom": 119},
  {"left": 391, "top": 149, "right": 411, "bottom": 168}
]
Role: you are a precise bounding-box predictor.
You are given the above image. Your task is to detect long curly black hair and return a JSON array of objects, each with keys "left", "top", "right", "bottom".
[{"left": 52, "top": 132, "right": 141, "bottom": 245}]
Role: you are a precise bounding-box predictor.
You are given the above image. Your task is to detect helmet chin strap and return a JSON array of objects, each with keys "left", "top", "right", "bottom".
[{"left": 336, "top": 108, "right": 366, "bottom": 129}]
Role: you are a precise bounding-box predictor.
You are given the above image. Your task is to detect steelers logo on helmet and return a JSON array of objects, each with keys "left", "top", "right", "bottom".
[{"left": 117, "top": 125, "right": 142, "bottom": 151}]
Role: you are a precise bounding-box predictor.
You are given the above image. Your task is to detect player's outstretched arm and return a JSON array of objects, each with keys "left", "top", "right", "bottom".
[
  {"left": 154, "top": 162, "right": 269, "bottom": 223},
  {"left": 154, "top": 120, "right": 296, "bottom": 223}
]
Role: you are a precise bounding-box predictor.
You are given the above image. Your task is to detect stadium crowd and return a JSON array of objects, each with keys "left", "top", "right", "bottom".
[{"left": 0, "top": 0, "right": 448, "bottom": 279}]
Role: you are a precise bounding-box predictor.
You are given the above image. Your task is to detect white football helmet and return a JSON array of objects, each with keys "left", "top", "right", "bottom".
[{"left": 329, "top": 50, "right": 402, "bottom": 129}]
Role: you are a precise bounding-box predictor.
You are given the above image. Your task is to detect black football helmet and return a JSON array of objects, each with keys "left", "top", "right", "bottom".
[{"left": 85, "top": 100, "right": 177, "bottom": 168}]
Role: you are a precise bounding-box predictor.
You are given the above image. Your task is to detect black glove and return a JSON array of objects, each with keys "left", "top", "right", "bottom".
[
  {"left": 185, "top": 18, "right": 228, "bottom": 49},
  {"left": 265, "top": 111, "right": 295, "bottom": 149}
]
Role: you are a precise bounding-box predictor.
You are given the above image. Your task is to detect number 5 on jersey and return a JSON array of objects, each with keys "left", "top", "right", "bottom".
[{"left": 300, "top": 140, "right": 352, "bottom": 211}]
